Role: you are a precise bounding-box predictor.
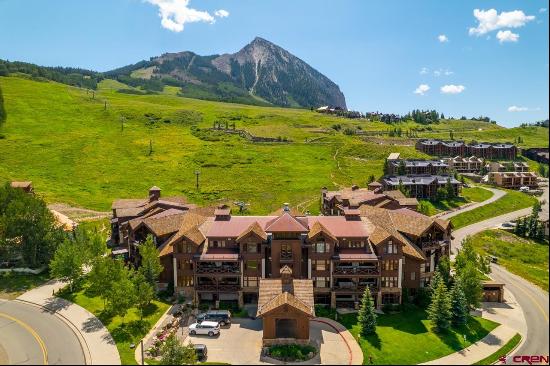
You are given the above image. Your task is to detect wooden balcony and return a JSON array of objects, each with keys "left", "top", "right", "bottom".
[
  {"left": 280, "top": 251, "right": 293, "bottom": 261},
  {"left": 195, "top": 284, "right": 241, "bottom": 292},
  {"left": 195, "top": 264, "right": 240, "bottom": 275},
  {"left": 420, "top": 240, "right": 449, "bottom": 251},
  {"left": 333, "top": 284, "right": 378, "bottom": 293},
  {"left": 333, "top": 267, "right": 379, "bottom": 276}
]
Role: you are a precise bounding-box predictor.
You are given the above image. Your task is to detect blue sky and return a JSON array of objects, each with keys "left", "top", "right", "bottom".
[{"left": 0, "top": 0, "right": 548, "bottom": 127}]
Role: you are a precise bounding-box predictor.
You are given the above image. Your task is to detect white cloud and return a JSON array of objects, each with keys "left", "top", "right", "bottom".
[
  {"left": 434, "top": 68, "right": 454, "bottom": 77},
  {"left": 441, "top": 84, "right": 465, "bottom": 94},
  {"left": 497, "top": 30, "right": 519, "bottom": 43},
  {"left": 420, "top": 67, "right": 429, "bottom": 75},
  {"left": 145, "top": 0, "right": 229, "bottom": 32},
  {"left": 468, "top": 9, "right": 535, "bottom": 36},
  {"left": 215, "top": 9, "right": 230, "bottom": 18},
  {"left": 540, "top": 8, "right": 547, "bottom": 13},
  {"left": 438, "top": 34, "right": 449, "bottom": 43},
  {"left": 508, "top": 105, "right": 541, "bottom": 112},
  {"left": 414, "top": 84, "right": 430, "bottom": 96}
]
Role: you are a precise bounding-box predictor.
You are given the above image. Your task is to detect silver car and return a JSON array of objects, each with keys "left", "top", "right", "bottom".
[{"left": 189, "top": 321, "right": 220, "bottom": 337}]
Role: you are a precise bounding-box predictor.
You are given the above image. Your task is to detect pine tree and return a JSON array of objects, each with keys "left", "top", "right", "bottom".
[
  {"left": 450, "top": 279, "right": 468, "bottom": 325},
  {"left": 428, "top": 280, "right": 452, "bottom": 332},
  {"left": 139, "top": 235, "right": 164, "bottom": 287},
  {"left": 358, "top": 287, "right": 377, "bottom": 336}
]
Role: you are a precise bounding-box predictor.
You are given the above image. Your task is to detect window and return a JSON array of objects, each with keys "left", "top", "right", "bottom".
[
  {"left": 382, "top": 293, "right": 399, "bottom": 305},
  {"left": 246, "top": 243, "right": 258, "bottom": 253},
  {"left": 411, "top": 272, "right": 416, "bottom": 281},
  {"left": 314, "top": 277, "right": 329, "bottom": 288},
  {"left": 384, "top": 241, "right": 397, "bottom": 254},
  {"left": 312, "top": 260, "right": 328, "bottom": 271},
  {"left": 179, "top": 242, "right": 194, "bottom": 254},
  {"left": 245, "top": 260, "right": 258, "bottom": 270},
  {"left": 381, "top": 277, "right": 398, "bottom": 288},
  {"left": 243, "top": 277, "right": 258, "bottom": 287},
  {"left": 349, "top": 241, "right": 365, "bottom": 248},
  {"left": 382, "top": 260, "right": 398, "bottom": 271},
  {"left": 315, "top": 241, "right": 330, "bottom": 254},
  {"left": 211, "top": 240, "right": 226, "bottom": 248},
  {"left": 178, "top": 260, "right": 193, "bottom": 271},
  {"left": 180, "top": 276, "right": 193, "bottom": 287}
]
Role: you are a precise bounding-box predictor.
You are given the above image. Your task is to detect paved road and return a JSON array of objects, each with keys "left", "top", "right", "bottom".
[
  {"left": 449, "top": 183, "right": 549, "bottom": 362},
  {"left": 0, "top": 300, "right": 85, "bottom": 365},
  {"left": 436, "top": 186, "right": 506, "bottom": 220},
  {"left": 490, "top": 264, "right": 549, "bottom": 361}
]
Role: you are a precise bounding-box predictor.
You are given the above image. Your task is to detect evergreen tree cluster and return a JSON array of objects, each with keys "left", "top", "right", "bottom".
[
  {"left": 404, "top": 109, "right": 441, "bottom": 125},
  {"left": 0, "top": 59, "right": 101, "bottom": 89},
  {"left": 513, "top": 202, "right": 546, "bottom": 241},
  {"left": 358, "top": 287, "right": 377, "bottom": 337}
]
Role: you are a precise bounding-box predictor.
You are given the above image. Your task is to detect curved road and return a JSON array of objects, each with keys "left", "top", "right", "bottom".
[
  {"left": 0, "top": 300, "right": 85, "bottom": 365},
  {"left": 447, "top": 183, "right": 549, "bottom": 362}
]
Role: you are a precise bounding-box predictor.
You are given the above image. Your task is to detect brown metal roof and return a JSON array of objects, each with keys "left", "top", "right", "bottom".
[{"left": 264, "top": 213, "right": 308, "bottom": 232}]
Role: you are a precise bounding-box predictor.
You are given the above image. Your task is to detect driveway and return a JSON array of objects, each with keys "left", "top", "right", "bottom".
[{"left": 183, "top": 318, "right": 357, "bottom": 365}]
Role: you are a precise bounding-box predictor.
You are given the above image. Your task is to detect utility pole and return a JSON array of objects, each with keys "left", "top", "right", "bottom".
[
  {"left": 149, "top": 139, "right": 153, "bottom": 156},
  {"left": 104, "top": 101, "right": 107, "bottom": 110},
  {"left": 120, "top": 116, "right": 125, "bottom": 132},
  {"left": 140, "top": 340, "right": 144, "bottom": 365},
  {"left": 194, "top": 170, "right": 200, "bottom": 190}
]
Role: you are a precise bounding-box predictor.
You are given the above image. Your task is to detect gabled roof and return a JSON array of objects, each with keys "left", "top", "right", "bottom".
[
  {"left": 265, "top": 212, "right": 308, "bottom": 233},
  {"left": 307, "top": 221, "right": 338, "bottom": 242},
  {"left": 257, "top": 292, "right": 313, "bottom": 318},
  {"left": 159, "top": 213, "right": 209, "bottom": 256},
  {"left": 236, "top": 221, "right": 267, "bottom": 242},
  {"left": 256, "top": 279, "right": 314, "bottom": 317}
]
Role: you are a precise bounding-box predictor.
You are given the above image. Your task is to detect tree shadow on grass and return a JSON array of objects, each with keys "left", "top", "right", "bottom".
[
  {"left": 142, "top": 302, "right": 159, "bottom": 318},
  {"left": 110, "top": 319, "right": 151, "bottom": 344},
  {"left": 434, "top": 317, "right": 492, "bottom": 351},
  {"left": 363, "top": 332, "right": 382, "bottom": 350}
]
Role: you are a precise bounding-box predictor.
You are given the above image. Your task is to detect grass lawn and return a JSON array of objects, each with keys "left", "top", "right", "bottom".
[
  {"left": 419, "top": 186, "right": 494, "bottom": 216},
  {"left": 1, "top": 76, "right": 547, "bottom": 214},
  {"left": 58, "top": 280, "right": 170, "bottom": 365},
  {"left": 450, "top": 189, "right": 537, "bottom": 229},
  {"left": 461, "top": 186, "right": 494, "bottom": 203},
  {"left": 469, "top": 230, "right": 549, "bottom": 291},
  {"left": 339, "top": 307, "right": 499, "bottom": 365},
  {"left": 0, "top": 271, "right": 51, "bottom": 300},
  {"left": 474, "top": 333, "right": 522, "bottom": 365}
]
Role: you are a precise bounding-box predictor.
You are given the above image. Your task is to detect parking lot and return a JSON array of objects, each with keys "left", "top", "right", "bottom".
[{"left": 184, "top": 318, "right": 357, "bottom": 365}]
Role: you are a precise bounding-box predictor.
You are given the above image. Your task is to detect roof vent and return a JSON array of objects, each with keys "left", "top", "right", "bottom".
[
  {"left": 283, "top": 203, "right": 290, "bottom": 212},
  {"left": 351, "top": 184, "right": 359, "bottom": 191}
]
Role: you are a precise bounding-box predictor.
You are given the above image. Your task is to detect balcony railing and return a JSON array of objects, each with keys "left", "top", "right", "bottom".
[
  {"left": 333, "top": 267, "right": 379, "bottom": 276},
  {"left": 420, "top": 240, "right": 448, "bottom": 250},
  {"left": 280, "top": 251, "right": 293, "bottom": 261},
  {"left": 333, "top": 284, "right": 378, "bottom": 293},
  {"left": 195, "top": 264, "right": 240, "bottom": 275},
  {"left": 195, "top": 284, "right": 241, "bottom": 292}
]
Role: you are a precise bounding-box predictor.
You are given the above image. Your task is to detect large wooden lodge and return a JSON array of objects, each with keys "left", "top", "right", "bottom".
[{"left": 112, "top": 187, "right": 451, "bottom": 310}]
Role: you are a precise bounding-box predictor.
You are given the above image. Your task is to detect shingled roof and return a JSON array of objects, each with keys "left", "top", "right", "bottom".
[
  {"left": 159, "top": 213, "right": 209, "bottom": 256},
  {"left": 237, "top": 221, "right": 267, "bottom": 242},
  {"left": 256, "top": 278, "right": 314, "bottom": 318}
]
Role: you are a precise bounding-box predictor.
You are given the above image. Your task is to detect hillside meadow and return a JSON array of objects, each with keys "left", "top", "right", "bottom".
[{"left": 0, "top": 75, "right": 547, "bottom": 214}]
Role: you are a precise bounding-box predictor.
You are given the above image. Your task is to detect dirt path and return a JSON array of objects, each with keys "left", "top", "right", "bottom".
[{"left": 47, "top": 204, "right": 111, "bottom": 222}]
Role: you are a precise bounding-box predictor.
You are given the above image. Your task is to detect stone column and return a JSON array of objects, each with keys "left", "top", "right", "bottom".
[{"left": 172, "top": 256, "right": 178, "bottom": 293}]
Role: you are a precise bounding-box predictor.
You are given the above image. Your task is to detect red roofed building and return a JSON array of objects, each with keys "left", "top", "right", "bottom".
[{"left": 145, "top": 202, "right": 451, "bottom": 310}]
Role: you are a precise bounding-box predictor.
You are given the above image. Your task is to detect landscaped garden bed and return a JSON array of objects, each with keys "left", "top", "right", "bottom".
[{"left": 267, "top": 344, "right": 317, "bottom": 362}]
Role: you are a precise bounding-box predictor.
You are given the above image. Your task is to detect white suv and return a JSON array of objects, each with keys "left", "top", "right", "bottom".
[{"left": 189, "top": 321, "right": 220, "bottom": 337}]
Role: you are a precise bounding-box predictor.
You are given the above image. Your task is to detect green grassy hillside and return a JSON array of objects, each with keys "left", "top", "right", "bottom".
[{"left": 0, "top": 76, "right": 547, "bottom": 213}]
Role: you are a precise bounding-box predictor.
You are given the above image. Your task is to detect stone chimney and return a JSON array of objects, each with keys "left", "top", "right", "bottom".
[
  {"left": 283, "top": 203, "right": 290, "bottom": 212},
  {"left": 149, "top": 186, "right": 161, "bottom": 202},
  {"left": 321, "top": 187, "right": 328, "bottom": 198},
  {"left": 351, "top": 184, "right": 359, "bottom": 191}
]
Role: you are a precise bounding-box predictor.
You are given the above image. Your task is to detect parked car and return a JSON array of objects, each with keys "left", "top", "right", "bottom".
[
  {"left": 197, "top": 310, "right": 232, "bottom": 326},
  {"left": 519, "top": 186, "right": 530, "bottom": 193},
  {"left": 188, "top": 321, "right": 220, "bottom": 337},
  {"left": 490, "top": 255, "right": 498, "bottom": 263},
  {"left": 194, "top": 344, "right": 207, "bottom": 361}
]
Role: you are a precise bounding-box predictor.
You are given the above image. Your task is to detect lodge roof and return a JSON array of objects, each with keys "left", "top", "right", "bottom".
[{"left": 256, "top": 278, "right": 314, "bottom": 317}]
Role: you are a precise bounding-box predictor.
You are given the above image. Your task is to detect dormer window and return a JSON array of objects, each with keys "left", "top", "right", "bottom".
[
  {"left": 384, "top": 240, "right": 397, "bottom": 254},
  {"left": 315, "top": 241, "right": 330, "bottom": 253}
]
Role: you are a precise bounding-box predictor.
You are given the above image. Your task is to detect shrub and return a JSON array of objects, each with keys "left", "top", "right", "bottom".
[{"left": 268, "top": 344, "right": 316, "bottom": 361}]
